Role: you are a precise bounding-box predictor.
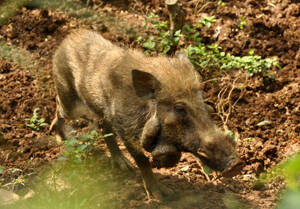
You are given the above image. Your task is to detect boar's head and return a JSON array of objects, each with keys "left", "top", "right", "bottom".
[{"left": 132, "top": 55, "right": 242, "bottom": 175}]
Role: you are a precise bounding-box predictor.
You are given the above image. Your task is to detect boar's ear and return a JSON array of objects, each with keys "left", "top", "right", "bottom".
[
  {"left": 175, "top": 52, "right": 193, "bottom": 66},
  {"left": 132, "top": 69, "right": 161, "bottom": 99}
]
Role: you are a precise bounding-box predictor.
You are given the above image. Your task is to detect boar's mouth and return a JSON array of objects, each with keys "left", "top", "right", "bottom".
[
  {"left": 195, "top": 151, "right": 244, "bottom": 177},
  {"left": 195, "top": 152, "right": 219, "bottom": 170},
  {"left": 222, "top": 159, "right": 244, "bottom": 177}
]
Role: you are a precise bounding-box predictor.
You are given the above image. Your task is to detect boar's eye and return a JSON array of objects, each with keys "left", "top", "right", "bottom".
[{"left": 174, "top": 104, "right": 187, "bottom": 115}]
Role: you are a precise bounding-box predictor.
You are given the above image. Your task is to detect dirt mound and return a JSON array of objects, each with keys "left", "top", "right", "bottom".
[
  {"left": 0, "top": 59, "right": 60, "bottom": 184},
  {"left": 0, "top": 8, "right": 66, "bottom": 51}
]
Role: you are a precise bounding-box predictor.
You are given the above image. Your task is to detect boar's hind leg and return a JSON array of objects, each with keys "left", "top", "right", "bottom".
[
  {"left": 50, "top": 96, "right": 67, "bottom": 143},
  {"left": 121, "top": 140, "right": 174, "bottom": 200},
  {"left": 102, "top": 122, "right": 134, "bottom": 171},
  {"left": 50, "top": 80, "right": 82, "bottom": 142}
]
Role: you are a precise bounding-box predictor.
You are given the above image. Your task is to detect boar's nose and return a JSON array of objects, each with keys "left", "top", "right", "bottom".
[{"left": 164, "top": 112, "right": 177, "bottom": 126}]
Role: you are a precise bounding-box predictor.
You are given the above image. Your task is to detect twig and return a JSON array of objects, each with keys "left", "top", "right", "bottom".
[
  {"left": 165, "top": 0, "right": 185, "bottom": 37},
  {"left": 196, "top": 159, "right": 211, "bottom": 181}
]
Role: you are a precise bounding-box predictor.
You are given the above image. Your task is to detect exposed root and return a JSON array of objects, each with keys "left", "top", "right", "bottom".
[
  {"left": 194, "top": 0, "right": 214, "bottom": 15},
  {"left": 215, "top": 72, "right": 249, "bottom": 130}
]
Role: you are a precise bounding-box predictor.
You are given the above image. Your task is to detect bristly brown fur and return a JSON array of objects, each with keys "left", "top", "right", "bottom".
[{"left": 50, "top": 29, "right": 241, "bottom": 199}]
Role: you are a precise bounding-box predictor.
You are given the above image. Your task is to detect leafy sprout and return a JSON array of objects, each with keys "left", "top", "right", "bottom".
[
  {"left": 239, "top": 16, "right": 246, "bottom": 30},
  {"left": 218, "top": 0, "right": 226, "bottom": 6},
  {"left": 197, "top": 16, "right": 217, "bottom": 28},
  {"left": 25, "top": 108, "right": 48, "bottom": 131},
  {"left": 62, "top": 130, "right": 113, "bottom": 163}
]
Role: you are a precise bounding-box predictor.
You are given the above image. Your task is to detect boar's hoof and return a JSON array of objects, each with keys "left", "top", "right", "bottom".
[{"left": 111, "top": 155, "right": 134, "bottom": 172}]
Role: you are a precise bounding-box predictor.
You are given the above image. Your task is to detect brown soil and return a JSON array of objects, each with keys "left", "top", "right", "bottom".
[{"left": 0, "top": 0, "right": 299, "bottom": 208}]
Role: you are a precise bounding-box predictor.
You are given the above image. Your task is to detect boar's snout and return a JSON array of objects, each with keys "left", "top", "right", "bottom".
[
  {"left": 152, "top": 144, "right": 181, "bottom": 168},
  {"left": 195, "top": 130, "right": 243, "bottom": 176},
  {"left": 197, "top": 150, "right": 243, "bottom": 176}
]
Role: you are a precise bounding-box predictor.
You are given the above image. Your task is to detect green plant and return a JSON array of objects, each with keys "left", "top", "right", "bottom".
[
  {"left": 182, "top": 24, "right": 202, "bottom": 43},
  {"left": 197, "top": 16, "right": 216, "bottom": 28},
  {"left": 226, "top": 130, "right": 235, "bottom": 139},
  {"left": 25, "top": 108, "right": 48, "bottom": 131},
  {"left": 1, "top": 167, "right": 30, "bottom": 191},
  {"left": 141, "top": 36, "right": 156, "bottom": 52},
  {"left": 61, "top": 130, "right": 113, "bottom": 163},
  {"left": 218, "top": 0, "right": 226, "bottom": 6},
  {"left": 246, "top": 137, "right": 254, "bottom": 142},
  {"left": 184, "top": 34, "right": 280, "bottom": 77},
  {"left": 0, "top": 166, "right": 4, "bottom": 174},
  {"left": 260, "top": 153, "right": 300, "bottom": 190},
  {"left": 239, "top": 16, "right": 246, "bottom": 30},
  {"left": 138, "top": 14, "right": 281, "bottom": 78},
  {"left": 219, "top": 49, "right": 281, "bottom": 77},
  {"left": 138, "top": 13, "right": 182, "bottom": 55},
  {"left": 259, "top": 152, "right": 300, "bottom": 209},
  {"left": 0, "top": 159, "right": 122, "bottom": 209},
  {"left": 0, "top": 0, "right": 31, "bottom": 25}
]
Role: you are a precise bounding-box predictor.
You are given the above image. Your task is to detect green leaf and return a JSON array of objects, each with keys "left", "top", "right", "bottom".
[
  {"left": 226, "top": 130, "right": 235, "bottom": 139},
  {"left": 143, "top": 38, "right": 156, "bottom": 50},
  {"left": 174, "top": 30, "right": 181, "bottom": 37},
  {"left": 77, "top": 144, "right": 88, "bottom": 152},
  {"left": 102, "top": 133, "right": 114, "bottom": 138},
  {"left": 26, "top": 123, "right": 38, "bottom": 130},
  {"left": 162, "top": 45, "right": 171, "bottom": 54},
  {"left": 80, "top": 134, "right": 90, "bottom": 142},
  {"left": 218, "top": 0, "right": 225, "bottom": 6},
  {"left": 0, "top": 166, "right": 4, "bottom": 174},
  {"left": 66, "top": 137, "right": 79, "bottom": 146},
  {"left": 203, "top": 164, "right": 212, "bottom": 175},
  {"left": 275, "top": 63, "right": 282, "bottom": 70},
  {"left": 249, "top": 49, "right": 254, "bottom": 56},
  {"left": 40, "top": 123, "right": 48, "bottom": 127},
  {"left": 277, "top": 190, "right": 300, "bottom": 209},
  {"left": 136, "top": 36, "right": 143, "bottom": 43},
  {"left": 89, "top": 130, "right": 99, "bottom": 138}
]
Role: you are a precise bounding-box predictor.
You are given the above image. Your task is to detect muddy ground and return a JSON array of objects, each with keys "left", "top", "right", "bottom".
[{"left": 0, "top": 0, "right": 299, "bottom": 208}]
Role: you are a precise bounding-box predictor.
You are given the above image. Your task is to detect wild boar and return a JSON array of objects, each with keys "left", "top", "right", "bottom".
[{"left": 50, "top": 29, "right": 242, "bottom": 199}]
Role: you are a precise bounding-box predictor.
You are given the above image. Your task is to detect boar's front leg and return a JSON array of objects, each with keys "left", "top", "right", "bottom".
[
  {"left": 122, "top": 139, "right": 173, "bottom": 199},
  {"left": 102, "top": 122, "right": 134, "bottom": 171}
]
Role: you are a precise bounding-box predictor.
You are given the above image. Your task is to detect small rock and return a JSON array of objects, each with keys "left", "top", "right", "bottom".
[
  {"left": 0, "top": 189, "right": 20, "bottom": 206},
  {"left": 255, "top": 140, "right": 263, "bottom": 149},
  {"left": 180, "top": 165, "right": 189, "bottom": 172},
  {"left": 242, "top": 174, "right": 255, "bottom": 181},
  {"left": 256, "top": 120, "right": 272, "bottom": 127},
  {"left": 23, "top": 189, "right": 35, "bottom": 200}
]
